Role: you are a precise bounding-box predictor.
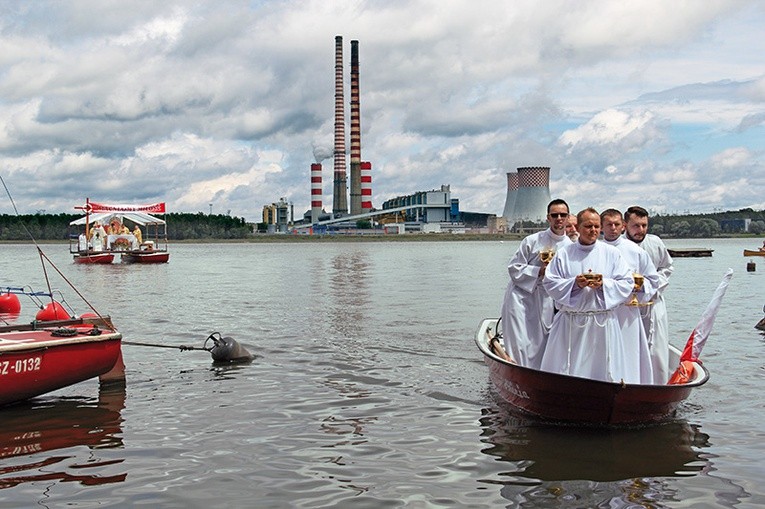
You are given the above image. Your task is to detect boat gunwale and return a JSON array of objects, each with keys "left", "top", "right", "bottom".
[{"left": 474, "top": 318, "right": 710, "bottom": 392}]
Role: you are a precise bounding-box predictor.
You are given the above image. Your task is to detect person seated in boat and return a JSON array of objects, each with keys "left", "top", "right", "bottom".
[
  {"left": 759, "top": 240, "right": 765, "bottom": 252},
  {"left": 540, "top": 208, "right": 635, "bottom": 383},
  {"left": 499, "top": 198, "right": 573, "bottom": 368},
  {"left": 599, "top": 208, "right": 660, "bottom": 384},
  {"left": 133, "top": 225, "right": 143, "bottom": 245}
]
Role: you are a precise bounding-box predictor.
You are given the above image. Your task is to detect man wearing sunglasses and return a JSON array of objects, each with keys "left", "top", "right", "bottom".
[{"left": 499, "top": 199, "right": 572, "bottom": 368}]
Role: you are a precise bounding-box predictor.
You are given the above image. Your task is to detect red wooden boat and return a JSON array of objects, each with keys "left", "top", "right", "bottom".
[
  {"left": 0, "top": 315, "right": 123, "bottom": 407},
  {"left": 73, "top": 251, "right": 115, "bottom": 264},
  {"left": 120, "top": 248, "right": 170, "bottom": 264},
  {"left": 475, "top": 318, "right": 709, "bottom": 426}
]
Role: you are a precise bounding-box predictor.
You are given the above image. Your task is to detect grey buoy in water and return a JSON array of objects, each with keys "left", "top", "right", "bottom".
[{"left": 204, "top": 332, "right": 254, "bottom": 363}]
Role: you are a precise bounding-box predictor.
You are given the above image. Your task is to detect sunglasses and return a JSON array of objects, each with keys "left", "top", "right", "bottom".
[{"left": 549, "top": 213, "right": 568, "bottom": 218}]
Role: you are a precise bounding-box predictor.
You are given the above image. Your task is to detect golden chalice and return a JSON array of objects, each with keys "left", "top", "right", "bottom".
[
  {"left": 583, "top": 270, "right": 602, "bottom": 286},
  {"left": 539, "top": 249, "right": 555, "bottom": 264},
  {"left": 628, "top": 273, "right": 644, "bottom": 306}
]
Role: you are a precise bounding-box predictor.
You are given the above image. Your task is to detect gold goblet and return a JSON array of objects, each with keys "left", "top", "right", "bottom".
[
  {"left": 628, "top": 273, "right": 644, "bottom": 306},
  {"left": 583, "top": 270, "right": 602, "bottom": 286},
  {"left": 539, "top": 249, "right": 555, "bottom": 264}
]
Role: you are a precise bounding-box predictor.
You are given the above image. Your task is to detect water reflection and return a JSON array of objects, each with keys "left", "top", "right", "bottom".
[
  {"left": 0, "top": 385, "right": 127, "bottom": 489},
  {"left": 328, "top": 250, "right": 371, "bottom": 339},
  {"left": 480, "top": 402, "right": 713, "bottom": 506}
]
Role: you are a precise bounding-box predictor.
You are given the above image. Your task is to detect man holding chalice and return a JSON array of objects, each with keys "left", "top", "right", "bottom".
[
  {"left": 600, "top": 208, "right": 661, "bottom": 384},
  {"left": 540, "top": 208, "right": 636, "bottom": 383}
]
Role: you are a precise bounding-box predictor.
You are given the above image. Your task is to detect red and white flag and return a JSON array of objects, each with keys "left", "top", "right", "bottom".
[{"left": 669, "top": 268, "right": 733, "bottom": 384}]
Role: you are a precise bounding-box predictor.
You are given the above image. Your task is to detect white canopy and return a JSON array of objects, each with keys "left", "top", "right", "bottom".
[{"left": 70, "top": 211, "right": 166, "bottom": 227}]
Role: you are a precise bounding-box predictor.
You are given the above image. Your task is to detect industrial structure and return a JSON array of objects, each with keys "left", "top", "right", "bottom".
[
  {"left": 502, "top": 166, "right": 551, "bottom": 229},
  {"left": 310, "top": 163, "right": 322, "bottom": 224},
  {"left": 332, "top": 35, "right": 348, "bottom": 215}
]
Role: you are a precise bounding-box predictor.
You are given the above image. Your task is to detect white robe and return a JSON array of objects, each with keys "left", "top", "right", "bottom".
[
  {"left": 602, "top": 236, "right": 660, "bottom": 384},
  {"left": 541, "top": 241, "right": 634, "bottom": 382},
  {"left": 633, "top": 233, "right": 674, "bottom": 383},
  {"left": 499, "top": 229, "right": 572, "bottom": 368}
]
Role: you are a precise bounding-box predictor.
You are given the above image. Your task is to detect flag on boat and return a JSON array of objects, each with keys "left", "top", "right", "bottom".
[
  {"left": 89, "top": 202, "right": 166, "bottom": 214},
  {"left": 669, "top": 268, "right": 733, "bottom": 385}
]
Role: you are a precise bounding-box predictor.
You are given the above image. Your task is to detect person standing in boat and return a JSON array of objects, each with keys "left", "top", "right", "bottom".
[
  {"left": 600, "top": 208, "right": 660, "bottom": 384},
  {"left": 133, "top": 225, "right": 143, "bottom": 246},
  {"left": 565, "top": 214, "right": 579, "bottom": 242},
  {"left": 624, "top": 206, "right": 674, "bottom": 384},
  {"left": 499, "top": 198, "right": 572, "bottom": 368},
  {"left": 541, "top": 208, "right": 635, "bottom": 382}
]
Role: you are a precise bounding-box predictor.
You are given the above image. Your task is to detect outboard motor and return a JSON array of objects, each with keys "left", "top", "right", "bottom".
[{"left": 204, "top": 332, "right": 254, "bottom": 363}]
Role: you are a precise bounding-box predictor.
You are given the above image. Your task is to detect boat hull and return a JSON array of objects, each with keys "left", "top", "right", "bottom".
[
  {"left": 475, "top": 319, "right": 708, "bottom": 426},
  {"left": 667, "top": 248, "right": 713, "bottom": 257},
  {"left": 743, "top": 249, "right": 765, "bottom": 256},
  {"left": 121, "top": 251, "right": 169, "bottom": 264},
  {"left": 0, "top": 321, "right": 122, "bottom": 407},
  {"left": 73, "top": 252, "right": 115, "bottom": 264}
]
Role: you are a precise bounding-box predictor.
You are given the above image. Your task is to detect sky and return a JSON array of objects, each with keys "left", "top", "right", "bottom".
[{"left": 1, "top": 0, "right": 763, "bottom": 222}]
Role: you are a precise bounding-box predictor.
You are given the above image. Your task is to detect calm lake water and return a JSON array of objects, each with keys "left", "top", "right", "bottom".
[{"left": 1, "top": 238, "right": 764, "bottom": 508}]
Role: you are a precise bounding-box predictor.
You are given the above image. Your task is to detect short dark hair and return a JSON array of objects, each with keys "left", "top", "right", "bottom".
[
  {"left": 600, "top": 208, "right": 622, "bottom": 222},
  {"left": 547, "top": 199, "right": 569, "bottom": 214},
  {"left": 624, "top": 205, "right": 648, "bottom": 222}
]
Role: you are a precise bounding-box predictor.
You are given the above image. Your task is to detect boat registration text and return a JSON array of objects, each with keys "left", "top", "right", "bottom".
[{"left": 0, "top": 357, "right": 42, "bottom": 376}]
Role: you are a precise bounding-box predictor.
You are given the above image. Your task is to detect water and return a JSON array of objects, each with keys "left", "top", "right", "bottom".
[{"left": 1, "top": 238, "right": 763, "bottom": 508}]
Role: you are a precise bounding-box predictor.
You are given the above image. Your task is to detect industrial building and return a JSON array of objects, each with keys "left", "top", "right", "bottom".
[{"left": 502, "top": 166, "right": 552, "bottom": 230}]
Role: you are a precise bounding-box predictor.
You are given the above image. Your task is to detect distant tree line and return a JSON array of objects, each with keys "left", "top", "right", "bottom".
[
  {"left": 0, "top": 212, "right": 252, "bottom": 241},
  {"left": 513, "top": 208, "right": 765, "bottom": 238}
]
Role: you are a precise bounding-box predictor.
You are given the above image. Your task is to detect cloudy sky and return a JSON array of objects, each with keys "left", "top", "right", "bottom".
[{"left": 1, "top": 0, "right": 763, "bottom": 222}]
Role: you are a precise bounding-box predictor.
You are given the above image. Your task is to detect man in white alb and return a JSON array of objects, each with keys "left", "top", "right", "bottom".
[
  {"left": 499, "top": 199, "right": 572, "bottom": 368},
  {"left": 600, "top": 208, "right": 660, "bottom": 384},
  {"left": 541, "top": 208, "right": 634, "bottom": 382},
  {"left": 624, "top": 206, "right": 674, "bottom": 384}
]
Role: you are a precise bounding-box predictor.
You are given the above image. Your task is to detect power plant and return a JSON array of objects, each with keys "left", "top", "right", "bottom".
[{"left": 503, "top": 166, "right": 551, "bottom": 228}]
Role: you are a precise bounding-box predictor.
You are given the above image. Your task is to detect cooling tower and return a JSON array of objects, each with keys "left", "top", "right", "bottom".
[
  {"left": 311, "top": 163, "right": 322, "bottom": 224},
  {"left": 332, "top": 35, "right": 348, "bottom": 215},
  {"left": 349, "top": 40, "right": 362, "bottom": 215},
  {"left": 512, "top": 167, "right": 551, "bottom": 224},
  {"left": 502, "top": 171, "right": 519, "bottom": 225},
  {"left": 361, "top": 161, "right": 372, "bottom": 212}
]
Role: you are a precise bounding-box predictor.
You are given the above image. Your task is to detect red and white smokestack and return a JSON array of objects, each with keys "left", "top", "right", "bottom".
[
  {"left": 349, "top": 39, "right": 362, "bottom": 215},
  {"left": 311, "top": 163, "right": 322, "bottom": 224},
  {"left": 332, "top": 35, "right": 348, "bottom": 215},
  {"left": 361, "top": 161, "right": 372, "bottom": 212}
]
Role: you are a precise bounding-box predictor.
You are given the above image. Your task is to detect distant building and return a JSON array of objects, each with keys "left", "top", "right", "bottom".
[
  {"left": 381, "top": 185, "right": 459, "bottom": 223},
  {"left": 262, "top": 198, "right": 290, "bottom": 233},
  {"left": 720, "top": 218, "right": 751, "bottom": 233}
]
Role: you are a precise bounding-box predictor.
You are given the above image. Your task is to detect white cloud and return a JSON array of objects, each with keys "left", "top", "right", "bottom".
[{"left": 0, "top": 0, "right": 763, "bottom": 219}]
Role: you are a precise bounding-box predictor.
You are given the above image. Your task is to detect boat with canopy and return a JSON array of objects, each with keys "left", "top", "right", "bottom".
[{"left": 69, "top": 199, "right": 170, "bottom": 264}]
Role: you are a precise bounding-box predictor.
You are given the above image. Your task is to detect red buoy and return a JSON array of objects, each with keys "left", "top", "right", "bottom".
[
  {"left": 36, "top": 301, "right": 69, "bottom": 321},
  {"left": 0, "top": 293, "right": 21, "bottom": 314}
]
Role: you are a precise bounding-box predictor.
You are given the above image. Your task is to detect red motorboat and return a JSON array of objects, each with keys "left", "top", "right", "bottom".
[
  {"left": 73, "top": 251, "right": 115, "bottom": 264},
  {"left": 0, "top": 315, "right": 123, "bottom": 407},
  {"left": 120, "top": 246, "right": 170, "bottom": 264},
  {"left": 475, "top": 318, "right": 709, "bottom": 426}
]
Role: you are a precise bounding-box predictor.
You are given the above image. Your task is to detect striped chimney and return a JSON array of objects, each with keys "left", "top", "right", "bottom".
[
  {"left": 349, "top": 39, "right": 362, "bottom": 215},
  {"left": 311, "top": 163, "right": 322, "bottom": 224},
  {"left": 512, "top": 166, "right": 551, "bottom": 223},
  {"left": 332, "top": 35, "right": 348, "bottom": 215},
  {"left": 361, "top": 161, "right": 372, "bottom": 212},
  {"left": 502, "top": 171, "right": 519, "bottom": 226}
]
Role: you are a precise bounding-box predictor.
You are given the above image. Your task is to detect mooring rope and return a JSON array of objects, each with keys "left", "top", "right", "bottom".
[{"left": 122, "top": 340, "right": 211, "bottom": 352}]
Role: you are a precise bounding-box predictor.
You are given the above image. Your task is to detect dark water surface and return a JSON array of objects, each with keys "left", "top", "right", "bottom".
[{"left": 1, "top": 238, "right": 763, "bottom": 508}]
